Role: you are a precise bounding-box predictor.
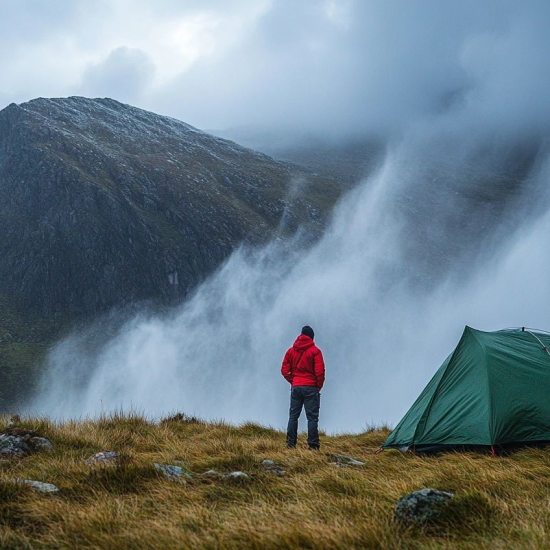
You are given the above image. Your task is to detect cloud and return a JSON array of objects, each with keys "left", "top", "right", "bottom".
[
  {"left": 80, "top": 47, "right": 156, "bottom": 104},
  {"left": 32, "top": 134, "right": 550, "bottom": 429},
  {"left": 151, "top": 0, "right": 550, "bottom": 135},
  {"left": 16, "top": 1, "right": 550, "bottom": 431},
  {"left": 1, "top": 1, "right": 550, "bottom": 138}
]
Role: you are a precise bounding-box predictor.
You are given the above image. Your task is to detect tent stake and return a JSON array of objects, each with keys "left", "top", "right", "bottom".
[{"left": 491, "top": 445, "right": 496, "bottom": 458}]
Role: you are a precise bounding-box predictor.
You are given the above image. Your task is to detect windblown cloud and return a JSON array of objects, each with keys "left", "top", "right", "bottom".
[
  {"left": 11, "top": 1, "right": 550, "bottom": 430},
  {"left": 1, "top": 1, "right": 550, "bottom": 137},
  {"left": 32, "top": 125, "right": 550, "bottom": 430}
]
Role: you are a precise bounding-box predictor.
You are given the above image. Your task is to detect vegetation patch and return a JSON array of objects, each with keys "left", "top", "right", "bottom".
[{"left": 0, "top": 414, "right": 548, "bottom": 549}]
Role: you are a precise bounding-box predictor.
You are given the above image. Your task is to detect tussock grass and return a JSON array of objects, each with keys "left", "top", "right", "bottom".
[{"left": 1, "top": 415, "right": 550, "bottom": 549}]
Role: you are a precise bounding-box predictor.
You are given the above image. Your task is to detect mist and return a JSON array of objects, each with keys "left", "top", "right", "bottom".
[
  {"left": 2, "top": 2, "right": 550, "bottom": 138},
  {"left": 18, "top": 1, "right": 550, "bottom": 430},
  {"left": 30, "top": 121, "right": 550, "bottom": 430}
]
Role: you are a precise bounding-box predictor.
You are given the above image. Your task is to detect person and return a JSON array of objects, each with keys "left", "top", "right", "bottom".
[{"left": 281, "top": 325, "right": 325, "bottom": 450}]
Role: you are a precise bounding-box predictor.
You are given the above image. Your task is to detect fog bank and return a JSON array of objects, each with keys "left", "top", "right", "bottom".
[
  {"left": 31, "top": 123, "right": 550, "bottom": 430},
  {"left": 23, "top": 1, "right": 550, "bottom": 430}
]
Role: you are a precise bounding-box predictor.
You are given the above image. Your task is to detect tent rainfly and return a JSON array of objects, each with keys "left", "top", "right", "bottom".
[{"left": 383, "top": 326, "right": 550, "bottom": 452}]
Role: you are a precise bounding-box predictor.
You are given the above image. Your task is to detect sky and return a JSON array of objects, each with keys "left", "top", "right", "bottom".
[
  {"left": 2, "top": 0, "right": 550, "bottom": 137},
  {"left": 11, "top": 1, "right": 550, "bottom": 429}
]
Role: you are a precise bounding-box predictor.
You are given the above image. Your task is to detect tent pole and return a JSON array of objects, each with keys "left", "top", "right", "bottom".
[{"left": 523, "top": 329, "right": 550, "bottom": 357}]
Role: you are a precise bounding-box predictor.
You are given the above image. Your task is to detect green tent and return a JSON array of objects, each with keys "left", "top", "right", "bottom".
[{"left": 383, "top": 326, "right": 550, "bottom": 451}]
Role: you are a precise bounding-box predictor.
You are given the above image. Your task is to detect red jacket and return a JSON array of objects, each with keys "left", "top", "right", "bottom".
[{"left": 281, "top": 335, "right": 325, "bottom": 389}]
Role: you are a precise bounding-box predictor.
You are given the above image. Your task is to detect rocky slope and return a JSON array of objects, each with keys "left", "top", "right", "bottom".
[
  {"left": 0, "top": 97, "right": 342, "bottom": 317},
  {"left": 0, "top": 97, "right": 348, "bottom": 410}
]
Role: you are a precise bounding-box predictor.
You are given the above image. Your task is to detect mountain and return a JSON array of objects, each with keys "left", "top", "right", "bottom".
[
  {"left": 0, "top": 97, "right": 344, "bottom": 317},
  {"left": 2, "top": 97, "right": 545, "bottom": 412},
  {"left": 0, "top": 96, "right": 346, "bottom": 410}
]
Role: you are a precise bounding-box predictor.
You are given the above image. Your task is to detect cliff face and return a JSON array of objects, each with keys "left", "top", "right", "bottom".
[{"left": 0, "top": 97, "right": 341, "bottom": 315}]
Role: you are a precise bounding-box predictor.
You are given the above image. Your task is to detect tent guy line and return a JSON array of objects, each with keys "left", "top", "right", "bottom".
[{"left": 521, "top": 327, "right": 550, "bottom": 356}]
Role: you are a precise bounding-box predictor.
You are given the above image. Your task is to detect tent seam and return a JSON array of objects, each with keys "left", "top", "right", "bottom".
[
  {"left": 468, "top": 330, "right": 493, "bottom": 446},
  {"left": 411, "top": 328, "right": 468, "bottom": 446}
]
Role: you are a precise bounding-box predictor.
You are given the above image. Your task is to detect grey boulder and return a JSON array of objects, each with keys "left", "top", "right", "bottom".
[
  {"left": 261, "top": 459, "right": 286, "bottom": 476},
  {"left": 29, "top": 437, "right": 54, "bottom": 452},
  {"left": 330, "top": 454, "right": 365, "bottom": 466},
  {"left": 154, "top": 463, "right": 185, "bottom": 479},
  {"left": 395, "top": 488, "right": 454, "bottom": 524},
  {"left": 11, "top": 478, "right": 60, "bottom": 493},
  {"left": 0, "top": 435, "right": 31, "bottom": 457},
  {"left": 85, "top": 451, "right": 119, "bottom": 466},
  {"left": 0, "top": 433, "right": 54, "bottom": 457},
  {"left": 202, "top": 469, "right": 222, "bottom": 477},
  {"left": 224, "top": 471, "right": 250, "bottom": 480}
]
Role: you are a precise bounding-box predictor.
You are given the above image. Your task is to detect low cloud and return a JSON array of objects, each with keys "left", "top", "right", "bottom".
[
  {"left": 1, "top": 1, "right": 550, "bottom": 138},
  {"left": 80, "top": 47, "right": 156, "bottom": 104},
  {"left": 6, "top": 1, "right": 550, "bottom": 429},
  {"left": 31, "top": 128, "right": 550, "bottom": 430}
]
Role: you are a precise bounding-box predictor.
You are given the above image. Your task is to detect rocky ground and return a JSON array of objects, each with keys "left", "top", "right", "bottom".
[{"left": 1, "top": 414, "right": 550, "bottom": 549}]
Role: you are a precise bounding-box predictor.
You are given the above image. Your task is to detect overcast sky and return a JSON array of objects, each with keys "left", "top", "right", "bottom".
[
  {"left": 17, "top": 0, "right": 550, "bottom": 426},
  {"left": 1, "top": 0, "right": 550, "bottom": 136}
]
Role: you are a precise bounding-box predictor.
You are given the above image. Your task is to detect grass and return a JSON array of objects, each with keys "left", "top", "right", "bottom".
[{"left": 1, "top": 415, "right": 550, "bottom": 549}]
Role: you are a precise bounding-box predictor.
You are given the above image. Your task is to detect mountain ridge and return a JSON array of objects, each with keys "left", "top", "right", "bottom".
[
  {"left": 0, "top": 96, "right": 344, "bottom": 316},
  {"left": 0, "top": 96, "right": 347, "bottom": 410}
]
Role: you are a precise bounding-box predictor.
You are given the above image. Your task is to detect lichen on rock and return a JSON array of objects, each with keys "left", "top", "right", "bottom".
[{"left": 394, "top": 488, "right": 454, "bottom": 525}]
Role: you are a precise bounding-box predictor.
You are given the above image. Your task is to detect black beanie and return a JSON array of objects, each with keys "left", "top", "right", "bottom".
[{"left": 301, "top": 326, "right": 314, "bottom": 339}]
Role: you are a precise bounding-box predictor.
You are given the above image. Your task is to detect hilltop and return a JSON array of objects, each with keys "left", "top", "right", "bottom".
[{"left": 1, "top": 414, "right": 550, "bottom": 549}]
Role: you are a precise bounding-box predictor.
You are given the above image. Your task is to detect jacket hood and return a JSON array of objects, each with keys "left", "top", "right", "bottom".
[{"left": 293, "top": 334, "right": 314, "bottom": 351}]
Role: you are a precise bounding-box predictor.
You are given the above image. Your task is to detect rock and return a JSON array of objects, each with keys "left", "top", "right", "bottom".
[
  {"left": 0, "top": 97, "right": 339, "bottom": 320},
  {"left": 85, "top": 451, "right": 118, "bottom": 466},
  {"left": 28, "top": 437, "right": 54, "bottom": 452},
  {"left": 154, "top": 463, "right": 186, "bottom": 479},
  {"left": 11, "top": 478, "right": 60, "bottom": 493},
  {"left": 224, "top": 471, "right": 250, "bottom": 480},
  {"left": 261, "top": 459, "right": 286, "bottom": 476},
  {"left": 394, "top": 488, "right": 454, "bottom": 524},
  {"left": 0, "top": 432, "right": 54, "bottom": 457},
  {"left": 0, "top": 434, "right": 31, "bottom": 457},
  {"left": 330, "top": 454, "right": 365, "bottom": 466},
  {"left": 202, "top": 469, "right": 221, "bottom": 477},
  {"left": 172, "top": 460, "right": 194, "bottom": 478},
  {"left": 6, "top": 414, "right": 21, "bottom": 427}
]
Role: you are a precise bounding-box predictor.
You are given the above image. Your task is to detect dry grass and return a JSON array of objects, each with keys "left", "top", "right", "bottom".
[{"left": 1, "top": 414, "right": 550, "bottom": 549}]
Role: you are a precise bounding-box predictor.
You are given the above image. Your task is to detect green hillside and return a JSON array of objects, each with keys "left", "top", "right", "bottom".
[{"left": 0, "top": 296, "right": 69, "bottom": 410}]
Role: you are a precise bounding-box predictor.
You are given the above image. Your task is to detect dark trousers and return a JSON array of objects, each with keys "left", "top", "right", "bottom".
[{"left": 287, "top": 386, "right": 321, "bottom": 449}]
